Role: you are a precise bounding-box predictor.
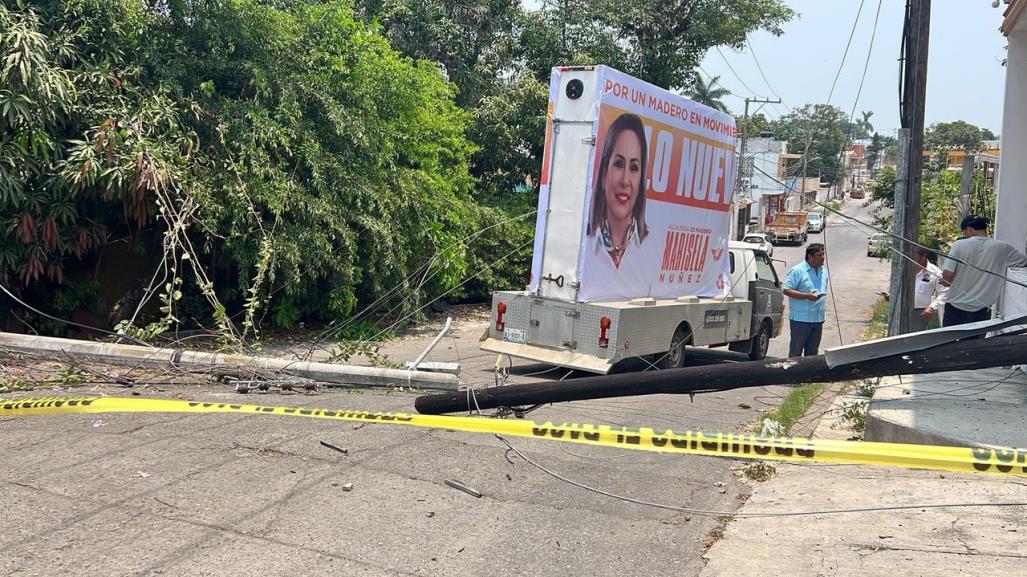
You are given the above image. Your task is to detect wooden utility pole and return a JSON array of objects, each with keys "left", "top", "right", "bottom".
[
  {"left": 415, "top": 333, "right": 1027, "bottom": 414},
  {"left": 888, "top": 0, "right": 931, "bottom": 336}
]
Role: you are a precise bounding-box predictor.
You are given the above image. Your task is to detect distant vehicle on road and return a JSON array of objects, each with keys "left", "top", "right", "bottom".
[
  {"left": 867, "top": 232, "right": 890, "bottom": 257},
  {"left": 742, "top": 233, "right": 774, "bottom": 257},
  {"left": 806, "top": 211, "right": 824, "bottom": 233},
  {"left": 766, "top": 211, "right": 808, "bottom": 245},
  {"left": 850, "top": 188, "right": 865, "bottom": 199}
]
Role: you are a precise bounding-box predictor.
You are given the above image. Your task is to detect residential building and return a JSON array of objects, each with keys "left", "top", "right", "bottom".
[{"left": 737, "top": 135, "right": 788, "bottom": 229}]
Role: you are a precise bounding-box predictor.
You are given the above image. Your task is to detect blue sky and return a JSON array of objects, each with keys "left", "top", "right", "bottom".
[{"left": 698, "top": 0, "right": 1010, "bottom": 136}]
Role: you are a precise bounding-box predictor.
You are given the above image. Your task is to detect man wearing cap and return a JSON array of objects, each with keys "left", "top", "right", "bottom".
[{"left": 940, "top": 215, "right": 1027, "bottom": 327}]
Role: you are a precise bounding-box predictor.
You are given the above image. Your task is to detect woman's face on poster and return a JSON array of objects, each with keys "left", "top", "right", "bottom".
[{"left": 602, "top": 129, "right": 643, "bottom": 224}]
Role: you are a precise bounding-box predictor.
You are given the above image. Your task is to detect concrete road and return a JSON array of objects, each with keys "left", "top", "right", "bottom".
[
  {"left": 764, "top": 199, "right": 892, "bottom": 358},
  {"left": 0, "top": 201, "right": 894, "bottom": 576}
]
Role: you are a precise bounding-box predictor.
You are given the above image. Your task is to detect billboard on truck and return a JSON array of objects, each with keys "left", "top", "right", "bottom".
[{"left": 528, "top": 66, "right": 738, "bottom": 302}]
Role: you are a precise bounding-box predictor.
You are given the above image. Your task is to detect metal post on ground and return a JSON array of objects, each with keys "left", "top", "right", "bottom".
[{"left": 958, "top": 154, "right": 975, "bottom": 220}]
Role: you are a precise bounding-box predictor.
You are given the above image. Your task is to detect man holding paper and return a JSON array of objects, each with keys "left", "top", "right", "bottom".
[{"left": 783, "top": 243, "right": 828, "bottom": 357}]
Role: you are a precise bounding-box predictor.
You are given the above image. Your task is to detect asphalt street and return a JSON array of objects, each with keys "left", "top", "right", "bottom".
[{"left": 0, "top": 201, "right": 895, "bottom": 577}]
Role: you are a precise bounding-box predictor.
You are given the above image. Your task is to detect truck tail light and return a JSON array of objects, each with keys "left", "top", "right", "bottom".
[
  {"left": 599, "top": 316, "right": 611, "bottom": 348},
  {"left": 495, "top": 301, "right": 507, "bottom": 332}
]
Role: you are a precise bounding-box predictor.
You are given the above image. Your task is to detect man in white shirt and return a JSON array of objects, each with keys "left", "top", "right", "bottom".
[
  {"left": 941, "top": 215, "right": 1027, "bottom": 327},
  {"left": 912, "top": 247, "right": 947, "bottom": 332}
]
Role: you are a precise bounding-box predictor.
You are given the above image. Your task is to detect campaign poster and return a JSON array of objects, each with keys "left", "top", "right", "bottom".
[{"left": 578, "top": 67, "right": 737, "bottom": 301}]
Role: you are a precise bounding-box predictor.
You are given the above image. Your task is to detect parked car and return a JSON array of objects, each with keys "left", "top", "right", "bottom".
[
  {"left": 850, "top": 189, "right": 865, "bottom": 199},
  {"left": 742, "top": 233, "right": 774, "bottom": 257},
  {"left": 807, "top": 211, "right": 824, "bottom": 233},
  {"left": 867, "top": 232, "right": 890, "bottom": 257}
]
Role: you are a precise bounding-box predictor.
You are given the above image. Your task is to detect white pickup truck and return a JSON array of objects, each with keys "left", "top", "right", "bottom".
[{"left": 479, "top": 66, "right": 784, "bottom": 374}]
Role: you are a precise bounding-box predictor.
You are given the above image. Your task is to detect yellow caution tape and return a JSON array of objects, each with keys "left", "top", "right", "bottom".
[{"left": 2, "top": 396, "right": 1025, "bottom": 477}]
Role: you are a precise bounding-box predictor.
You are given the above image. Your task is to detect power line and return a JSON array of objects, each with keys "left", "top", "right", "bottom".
[
  {"left": 827, "top": 0, "right": 868, "bottom": 105},
  {"left": 714, "top": 46, "right": 787, "bottom": 118},
  {"left": 745, "top": 37, "right": 787, "bottom": 110},
  {"left": 749, "top": 162, "right": 1027, "bottom": 294},
  {"left": 716, "top": 46, "right": 761, "bottom": 96},
  {"left": 497, "top": 435, "right": 1027, "bottom": 518}
]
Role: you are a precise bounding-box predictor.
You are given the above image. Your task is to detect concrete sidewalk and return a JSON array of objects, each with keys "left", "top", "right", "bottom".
[
  {"left": 700, "top": 368, "right": 1027, "bottom": 576},
  {"left": 866, "top": 367, "right": 1027, "bottom": 449}
]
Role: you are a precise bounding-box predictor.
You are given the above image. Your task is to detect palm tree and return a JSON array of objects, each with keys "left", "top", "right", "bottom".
[
  {"left": 688, "top": 75, "right": 731, "bottom": 113},
  {"left": 856, "top": 110, "right": 874, "bottom": 136}
]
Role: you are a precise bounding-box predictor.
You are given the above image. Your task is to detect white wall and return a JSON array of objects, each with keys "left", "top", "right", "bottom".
[
  {"left": 997, "top": 25, "right": 1027, "bottom": 320},
  {"left": 995, "top": 27, "right": 1027, "bottom": 253},
  {"left": 738, "top": 137, "right": 787, "bottom": 220}
]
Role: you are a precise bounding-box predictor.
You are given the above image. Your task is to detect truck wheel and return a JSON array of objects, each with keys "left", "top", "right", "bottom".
[
  {"left": 749, "top": 321, "right": 772, "bottom": 361},
  {"left": 659, "top": 325, "right": 690, "bottom": 370}
]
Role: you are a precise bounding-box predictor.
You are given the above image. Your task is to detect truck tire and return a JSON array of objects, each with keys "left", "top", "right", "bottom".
[
  {"left": 748, "top": 321, "right": 772, "bottom": 361},
  {"left": 659, "top": 325, "right": 691, "bottom": 370}
]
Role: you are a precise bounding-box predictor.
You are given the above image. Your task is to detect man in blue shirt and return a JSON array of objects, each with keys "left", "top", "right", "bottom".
[{"left": 783, "top": 243, "right": 828, "bottom": 357}]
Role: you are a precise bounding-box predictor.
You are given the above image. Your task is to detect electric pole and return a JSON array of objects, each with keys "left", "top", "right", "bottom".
[{"left": 887, "top": 0, "right": 931, "bottom": 337}]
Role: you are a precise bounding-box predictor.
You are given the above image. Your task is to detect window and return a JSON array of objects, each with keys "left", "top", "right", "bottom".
[
  {"left": 730, "top": 251, "right": 736, "bottom": 274},
  {"left": 755, "top": 253, "right": 778, "bottom": 285}
]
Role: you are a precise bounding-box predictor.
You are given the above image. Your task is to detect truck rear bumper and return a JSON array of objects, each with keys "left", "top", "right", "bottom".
[{"left": 480, "top": 337, "right": 615, "bottom": 374}]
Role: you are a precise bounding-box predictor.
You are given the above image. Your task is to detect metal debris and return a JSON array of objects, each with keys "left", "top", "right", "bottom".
[
  {"left": 444, "top": 479, "right": 482, "bottom": 498},
  {"left": 319, "top": 440, "right": 348, "bottom": 455}
]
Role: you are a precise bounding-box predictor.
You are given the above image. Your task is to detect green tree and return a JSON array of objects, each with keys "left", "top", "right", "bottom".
[
  {"left": 688, "top": 75, "right": 731, "bottom": 112},
  {"left": 772, "top": 104, "right": 849, "bottom": 186},
  {"left": 1, "top": 0, "right": 485, "bottom": 336},
  {"left": 571, "top": 0, "right": 794, "bottom": 91},
  {"left": 736, "top": 112, "right": 772, "bottom": 140},
  {"left": 869, "top": 166, "right": 896, "bottom": 208},
  {"left": 351, "top": 0, "right": 521, "bottom": 108},
  {"left": 924, "top": 120, "right": 994, "bottom": 151}
]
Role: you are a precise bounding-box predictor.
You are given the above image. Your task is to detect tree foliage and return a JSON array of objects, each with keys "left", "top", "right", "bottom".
[
  {"left": 688, "top": 74, "right": 731, "bottom": 113},
  {"left": 924, "top": 120, "right": 997, "bottom": 151},
  {"left": 869, "top": 166, "right": 896, "bottom": 208},
  {"left": 2, "top": 0, "right": 480, "bottom": 334},
  {"left": 770, "top": 104, "right": 849, "bottom": 185},
  {"left": 3, "top": 0, "right": 798, "bottom": 337}
]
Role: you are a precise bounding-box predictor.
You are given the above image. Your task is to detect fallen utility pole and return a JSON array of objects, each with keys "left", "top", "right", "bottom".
[
  {"left": 414, "top": 333, "right": 1027, "bottom": 414},
  {"left": 0, "top": 332, "right": 459, "bottom": 391}
]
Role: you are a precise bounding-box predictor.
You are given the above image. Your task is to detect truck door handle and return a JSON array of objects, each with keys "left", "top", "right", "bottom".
[{"left": 542, "top": 273, "right": 565, "bottom": 288}]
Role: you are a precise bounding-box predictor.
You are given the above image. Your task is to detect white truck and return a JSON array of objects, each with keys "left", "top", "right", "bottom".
[{"left": 479, "top": 66, "right": 784, "bottom": 374}]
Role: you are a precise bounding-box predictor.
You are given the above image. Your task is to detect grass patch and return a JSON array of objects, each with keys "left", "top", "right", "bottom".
[
  {"left": 760, "top": 382, "right": 828, "bottom": 434},
  {"left": 861, "top": 296, "right": 889, "bottom": 341}
]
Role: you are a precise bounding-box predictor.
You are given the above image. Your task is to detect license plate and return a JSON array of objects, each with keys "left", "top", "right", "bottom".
[{"left": 503, "top": 328, "right": 526, "bottom": 344}]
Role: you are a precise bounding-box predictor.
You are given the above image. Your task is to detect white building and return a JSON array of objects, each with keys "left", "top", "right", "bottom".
[
  {"left": 997, "top": 0, "right": 1027, "bottom": 322},
  {"left": 737, "top": 135, "right": 787, "bottom": 228}
]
